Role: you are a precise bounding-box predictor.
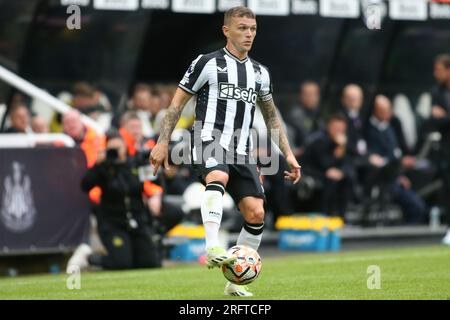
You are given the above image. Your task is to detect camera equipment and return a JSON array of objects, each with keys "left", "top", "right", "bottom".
[
  {"left": 106, "top": 148, "right": 119, "bottom": 161},
  {"left": 133, "top": 149, "right": 151, "bottom": 166}
]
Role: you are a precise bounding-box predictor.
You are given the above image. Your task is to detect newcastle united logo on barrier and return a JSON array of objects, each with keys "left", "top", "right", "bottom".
[{"left": 1, "top": 162, "right": 37, "bottom": 232}]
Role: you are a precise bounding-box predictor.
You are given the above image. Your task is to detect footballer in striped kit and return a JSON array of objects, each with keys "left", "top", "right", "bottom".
[{"left": 150, "top": 6, "right": 301, "bottom": 297}]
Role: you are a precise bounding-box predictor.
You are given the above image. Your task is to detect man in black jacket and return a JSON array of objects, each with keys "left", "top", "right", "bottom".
[
  {"left": 78, "top": 130, "right": 162, "bottom": 270},
  {"left": 285, "top": 81, "right": 323, "bottom": 157},
  {"left": 302, "top": 114, "right": 355, "bottom": 219},
  {"left": 430, "top": 54, "right": 450, "bottom": 244},
  {"left": 340, "top": 84, "right": 366, "bottom": 158},
  {"left": 365, "top": 95, "right": 427, "bottom": 225}
]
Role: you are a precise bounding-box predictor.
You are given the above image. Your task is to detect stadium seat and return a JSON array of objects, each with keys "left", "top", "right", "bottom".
[
  {"left": 416, "top": 92, "right": 432, "bottom": 120},
  {"left": 393, "top": 94, "right": 417, "bottom": 150}
]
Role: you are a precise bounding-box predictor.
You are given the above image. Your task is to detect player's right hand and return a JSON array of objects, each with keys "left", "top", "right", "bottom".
[
  {"left": 150, "top": 142, "right": 170, "bottom": 176},
  {"left": 284, "top": 154, "right": 302, "bottom": 184}
]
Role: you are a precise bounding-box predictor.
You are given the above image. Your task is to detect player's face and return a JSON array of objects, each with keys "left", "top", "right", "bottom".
[{"left": 224, "top": 17, "right": 257, "bottom": 54}]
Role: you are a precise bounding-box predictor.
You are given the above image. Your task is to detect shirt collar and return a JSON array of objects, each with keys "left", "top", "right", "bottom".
[
  {"left": 223, "top": 47, "right": 249, "bottom": 64},
  {"left": 370, "top": 116, "right": 389, "bottom": 131}
]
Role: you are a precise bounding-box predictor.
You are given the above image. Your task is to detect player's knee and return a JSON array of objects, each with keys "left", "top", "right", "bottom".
[
  {"left": 244, "top": 205, "right": 265, "bottom": 224},
  {"left": 205, "top": 170, "right": 229, "bottom": 186}
]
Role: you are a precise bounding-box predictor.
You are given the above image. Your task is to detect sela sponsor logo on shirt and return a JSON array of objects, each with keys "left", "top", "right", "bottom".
[{"left": 219, "top": 82, "right": 257, "bottom": 104}]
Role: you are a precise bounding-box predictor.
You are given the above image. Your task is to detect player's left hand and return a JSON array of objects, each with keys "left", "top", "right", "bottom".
[{"left": 284, "top": 154, "right": 301, "bottom": 184}]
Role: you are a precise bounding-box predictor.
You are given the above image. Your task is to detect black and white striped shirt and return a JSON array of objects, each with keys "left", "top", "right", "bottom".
[{"left": 179, "top": 47, "right": 273, "bottom": 156}]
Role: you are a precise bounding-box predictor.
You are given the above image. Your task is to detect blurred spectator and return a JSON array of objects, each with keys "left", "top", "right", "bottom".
[
  {"left": 301, "top": 114, "right": 356, "bottom": 219},
  {"left": 31, "top": 115, "right": 50, "bottom": 133},
  {"left": 73, "top": 129, "right": 163, "bottom": 270},
  {"left": 128, "top": 83, "right": 155, "bottom": 137},
  {"left": 365, "top": 95, "right": 427, "bottom": 225},
  {"left": 112, "top": 83, "right": 164, "bottom": 138},
  {"left": 155, "top": 84, "right": 176, "bottom": 110},
  {"left": 163, "top": 166, "right": 196, "bottom": 196},
  {"left": 52, "top": 82, "right": 108, "bottom": 132},
  {"left": 119, "top": 111, "right": 156, "bottom": 157},
  {"left": 148, "top": 86, "right": 167, "bottom": 136},
  {"left": 62, "top": 109, "right": 105, "bottom": 168},
  {"left": 119, "top": 111, "right": 184, "bottom": 234},
  {"left": 340, "top": 84, "right": 367, "bottom": 157},
  {"left": 285, "top": 81, "right": 322, "bottom": 157},
  {"left": 4, "top": 104, "right": 31, "bottom": 133},
  {"left": 151, "top": 83, "right": 194, "bottom": 131},
  {"left": 429, "top": 54, "right": 450, "bottom": 244},
  {"left": 71, "top": 82, "right": 108, "bottom": 118}
]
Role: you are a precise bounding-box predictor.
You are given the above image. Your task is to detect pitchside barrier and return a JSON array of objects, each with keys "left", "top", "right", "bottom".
[
  {"left": 275, "top": 215, "right": 344, "bottom": 252},
  {"left": 166, "top": 214, "right": 344, "bottom": 261},
  {"left": 0, "top": 147, "right": 91, "bottom": 255},
  {"left": 166, "top": 224, "right": 206, "bottom": 261}
]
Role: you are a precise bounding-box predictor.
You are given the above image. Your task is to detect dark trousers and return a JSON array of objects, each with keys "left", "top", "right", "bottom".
[
  {"left": 157, "top": 200, "right": 185, "bottom": 233},
  {"left": 265, "top": 154, "right": 296, "bottom": 221},
  {"left": 391, "top": 183, "right": 427, "bottom": 225},
  {"left": 89, "top": 217, "right": 162, "bottom": 270},
  {"left": 321, "top": 177, "right": 352, "bottom": 219}
]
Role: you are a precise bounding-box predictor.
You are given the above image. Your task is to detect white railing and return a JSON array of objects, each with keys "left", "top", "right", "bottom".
[
  {"left": 0, "top": 133, "right": 75, "bottom": 148},
  {"left": 0, "top": 64, "right": 103, "bottom": 134}
]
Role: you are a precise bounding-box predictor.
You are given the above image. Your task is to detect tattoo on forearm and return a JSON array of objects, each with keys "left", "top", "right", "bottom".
[
  {"left": 157, "top": 104, "right": 183, "bottom": 144},
  {"left": 258, "top": 98, "right": 292, "bottom": 157}
]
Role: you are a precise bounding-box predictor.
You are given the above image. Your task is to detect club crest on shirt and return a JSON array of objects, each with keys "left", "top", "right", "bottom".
[
  {"left": 255, "top": 70, "right": 262, "bottom": 84},
  {"left": 181, "top": 57, "right": 200, "bottom": 85},
  {"left": 187, "top": 62, "right": 195, "bottom": 74}
]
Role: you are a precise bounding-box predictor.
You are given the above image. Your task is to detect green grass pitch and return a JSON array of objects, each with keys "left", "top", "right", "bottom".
[{"left": 1, "top": 245, "right": 449, "bottom": 300}]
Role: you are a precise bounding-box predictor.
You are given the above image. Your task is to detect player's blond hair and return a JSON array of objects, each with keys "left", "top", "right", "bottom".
[{"left": 224, "top": 6, "right": 256, "bottom": 25}]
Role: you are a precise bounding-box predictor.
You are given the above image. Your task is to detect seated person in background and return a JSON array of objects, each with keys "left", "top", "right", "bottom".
[
  {"left": 301, "top": 114, "right": 356, "bottom": 219},
  {"left": 285, "top": 81, "right": 323, "bottom": 157},
  {"left": 365, "top": 95, "right": 427, "bottom": 225},
  {"left": 119, "top": 110, "right": 156, "bottom": 157},
  {"left": 112, "top": 83, "right": 168, "bottom": 138},
  {"left": 119, "top": 111, "right": 184, "bottom": 233},
  {"left": 52, "top": 82, "right": 108, "bottom": 132},
  {"left": 340, "top": 84, "right": 367, "bottom": 158},
  {"left": 62, "top": 109, "right": 105, "bottom": 168},
  {"left": 31, "top": 115, "right": 50, "bottom": 133},
  {"left": 155, "top": 84, "right": 176, "bottom": 110},
  {"left": 112, "top": 83, "right": 155, "bottom": 137},
  {"left": 4, "top": 104, "right": 31, "bottom": 133},
  {"left": 73, "top": 130, "right": 163, "bottom": 270}
]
